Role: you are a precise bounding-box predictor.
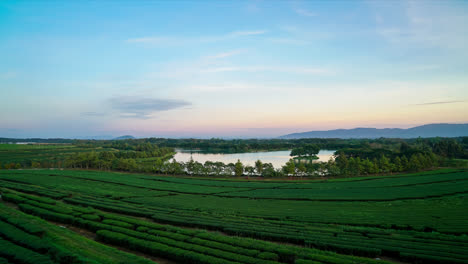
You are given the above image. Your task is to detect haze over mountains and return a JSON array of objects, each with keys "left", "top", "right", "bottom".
[
  {"left": 280, "top": 124, "right": 468, "bottom": 139},
  {"left": 114, "top": 135, "right": 136, "bottom": 140},
  {"left": 71, "top": 135, "right": 135, "bottom": 140}
]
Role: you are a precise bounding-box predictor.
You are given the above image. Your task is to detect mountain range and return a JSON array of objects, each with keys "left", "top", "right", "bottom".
[{"left": 280, "top": 123, "right": 468, "bottom": 139}]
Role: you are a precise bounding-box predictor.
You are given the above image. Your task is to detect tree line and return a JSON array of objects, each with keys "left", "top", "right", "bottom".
[
  {"left": 60, "top": 138, "right": 461, "bottom": 177},
  {"left": 1, "top": 138, "right": 466, "bottom": 177}
]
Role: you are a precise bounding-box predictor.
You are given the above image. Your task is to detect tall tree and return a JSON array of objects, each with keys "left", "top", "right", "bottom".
[
  {"left": 234, "top": 159, "right": 244, "bottom": 176},
  {"left": 335, "top": 151, "right": 349, "bottom": 175},
  {"left": 255, "top": 160, "right": 263, "bottom": 175},
  {"left": 297, "top": 162, "right": 307, "bottom": 176},
  {"left": 261, "top": 163, "right": 275, "bottom": 177},
  {"left": 393, "top": 156, "right": 403, "bottom": 172},
  {"left": 379, "top": 155, "right": 391, "bottom": 173},
  {"left": 245, "top": 165, "right": 255, "bottom": 178}
]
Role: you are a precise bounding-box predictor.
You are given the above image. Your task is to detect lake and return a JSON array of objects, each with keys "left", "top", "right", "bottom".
[{"left": 172, "top": 149, "right": 335, "bottom": 168}]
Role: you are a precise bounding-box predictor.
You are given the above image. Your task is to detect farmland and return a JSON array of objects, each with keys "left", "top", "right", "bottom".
[
  {"left": 3, "top": 0, "right": 468, "bottom": 263},
  {"left": 1, "top": 168, "right": 467, "bottom": 264},
  {"left": 0, "top": 142, "right": 175, "bottom": 171},
  {"left": 0, "top": 144, "right": 99, "bottom": 166}
]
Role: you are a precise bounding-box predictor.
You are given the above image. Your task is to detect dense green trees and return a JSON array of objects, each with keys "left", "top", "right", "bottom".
[
  {"left": 43, "top": 146, "right": 445, "bottom": 177},
  {"left": 290, "top": 144, "right": 320, "bottom": 162},
  {"left": 432, "top": 139, "right": 465, "bottom": 158},
  {"left": 333, "top": 152, "right": 438, "bottom": 176},
  {"left": 282, "top": 160, "right": 296, "bottom": 176},
  {"left": 2, "top": 137, "right": 464, "bottom": 178},
  {"left": 63, "top": 143, "right": 174, "bottom": 172},
  {"left": 261, "top": 163, "right": 276, "bottom": 177}
]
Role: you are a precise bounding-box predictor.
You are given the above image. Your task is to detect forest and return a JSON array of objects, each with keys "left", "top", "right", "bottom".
[{"left": 0, "top": 137, "right": 466, "bottom": 178}]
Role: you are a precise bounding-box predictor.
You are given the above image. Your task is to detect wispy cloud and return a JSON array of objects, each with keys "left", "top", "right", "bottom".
[
  {"left": 206, "top": 49, "right": 245, "bottom": 59},
  {"left": 228, "top": 30, "right": 266, "bottom": 37},
  {"left": 414, "top": 100, "right": 464, "bottom": 106},
  {"left": 268, "top": 25, "right": 332, "bottom": 46},
  {"left": 200, "top": 66, "right": 333, "bottom": 75},
  {"left": 293, "top": 7, "right": 316, "bottom": 17},
  {"left": 127, "top": 30, "right": 267, "bottom": 45},
  {"left": 268, "top": 38, "right": 310, "bottom": 45},
  {"left": 150, "top": 56, "right": 333, "bottom": 79},
  {"left": 374, "top": 1, "right": 468, "bottom": 51},
  {"left": 200, "top": 67, "right": 244, "bottom": 73},
  {"left": 109, "top": 96, "right": 191, "bottom": 119}
]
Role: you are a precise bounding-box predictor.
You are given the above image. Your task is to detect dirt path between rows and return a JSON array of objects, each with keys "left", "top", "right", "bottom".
[
  {"left": 0, "top": 198, "right": 177, "bottom": 264},
  {"left": 1, "top": 193, "right": 406, "bottom": 264},
  {"left": 48, "top": 221, "right": 178, "bottom": 264}
]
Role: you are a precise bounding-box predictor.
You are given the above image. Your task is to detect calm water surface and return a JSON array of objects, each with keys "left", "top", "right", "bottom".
[{"left": 172, "top": 150, "right": 335, "bottom": 168}]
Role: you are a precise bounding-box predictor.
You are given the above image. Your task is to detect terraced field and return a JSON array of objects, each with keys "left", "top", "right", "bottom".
[{"left": 1, "top": 169, "right": 467, "bottom": 264}]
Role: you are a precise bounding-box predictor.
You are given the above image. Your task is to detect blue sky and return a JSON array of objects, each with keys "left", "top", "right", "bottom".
[{"left": 1, "top": 0, "right": 467, "bottom": 138}]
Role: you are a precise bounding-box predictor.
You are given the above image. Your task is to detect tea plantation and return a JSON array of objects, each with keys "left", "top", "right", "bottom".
[{"left": 0, "top": 168, "right": 467, "bottom": 263}]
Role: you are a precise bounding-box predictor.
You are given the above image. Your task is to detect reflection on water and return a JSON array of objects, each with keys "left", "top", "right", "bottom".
[{"left": 172, "top": 150, "right": 335, "bottom": 168}]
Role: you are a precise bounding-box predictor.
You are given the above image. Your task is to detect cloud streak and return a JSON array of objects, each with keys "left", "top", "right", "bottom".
[
  {"left": 414, "top": 100, "right": 464, "bottom": 106},
  {"left": 109, "top": 96, "right": 191, "bottom": 119},
  {"left": 200, "top": 66, "right": 333, "bottom": 75},
  {"left": 228, "top": 30, "right": 266, "bottom": 37},
  {"left": 206, "top": 49, "right": 245, "bottom": 59},
  {"left": 374, "top": 1, "right": 468, "bottom": 51},
  {"left": 268, "top": 38, "right": 310, "bottom": 45},
  {"left": 293, "top": 8, "right": 316, "bottom": 17},
  {"left": 127, "top": 30, "right": 267, "bottom": 45}
]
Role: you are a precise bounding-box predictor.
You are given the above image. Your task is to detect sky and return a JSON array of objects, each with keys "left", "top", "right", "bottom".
[{"left": 1, "top": 0, "right": 467, "bottom": 138}]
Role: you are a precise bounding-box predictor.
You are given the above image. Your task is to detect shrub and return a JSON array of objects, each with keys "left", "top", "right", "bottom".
[
  {"left": 96, "top": 230, "right": 242, "bottom": 264},
  {"left": 0, "top": 237, "right": 54, "bottom": 264},
  {"left": 81, "top": 214, "right": 101, "bottom": 221},
  {"left": 258, "top": 252, "right": 279, "bottom": 261},
  {"left": 0, "top": 220, "right": 50, "bottom": 253},
  {"left": 0, "top": 214, "right": 44, "bottom": 236},
  {"left": 295, "top": 260, "right": 321, "bottom": 264},
  {"left": 102, "top": 219, "right": 134, "bottom": 229},
  {"left": 18, "top": 204, "right": 75, "bottom": 224},
  {"left": 1, "top": 193, "right": 27, "bottom": 204},
  {"left": 17, "top": 193, "right": 56, "bottom": 205}
]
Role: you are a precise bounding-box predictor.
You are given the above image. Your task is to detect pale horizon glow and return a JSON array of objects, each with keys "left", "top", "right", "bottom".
[{"left": 0, "top": 1, "right": 467, "bottom": 138}]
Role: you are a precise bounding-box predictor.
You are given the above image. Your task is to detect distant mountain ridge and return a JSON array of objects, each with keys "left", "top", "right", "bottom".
[
  {"left": 280, "top": 123, "right": 468, "bottom": 139},
  {"left": 75, "top": 135, "right": 113, "bottom": 140},
  {"left": 113, "top": 135, "right": 136, "bottom": 140}
]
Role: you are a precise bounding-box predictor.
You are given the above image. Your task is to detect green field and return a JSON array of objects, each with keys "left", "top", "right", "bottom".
[
  {"left": 0, "top": 144, "right": 111, "bottom": 166},
  {"left": 0, "top": 143, "right": 175, "bottom": 171},
  {"left": 0, "top": 168, "right": 467, "bottom": 264}
]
